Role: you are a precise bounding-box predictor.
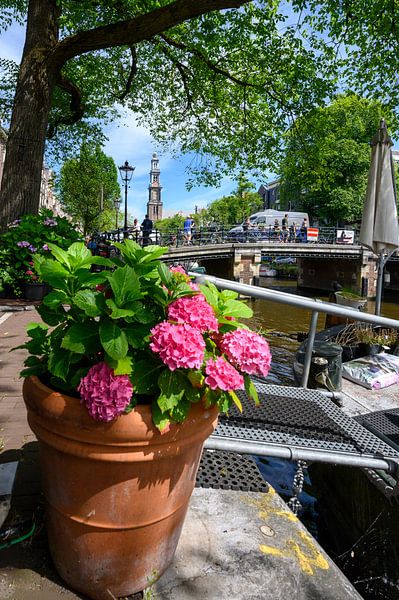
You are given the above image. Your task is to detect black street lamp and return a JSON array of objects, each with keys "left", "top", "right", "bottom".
[
  {"left": 118, "top": 160, "right": 135, "bottom": 239},
  {"left": 113, "top": 196, "right": 121, "bottom": 230}
]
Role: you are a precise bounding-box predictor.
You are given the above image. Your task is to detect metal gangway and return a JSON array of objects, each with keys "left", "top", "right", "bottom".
[{"left": 191, "top": 274, "right": 399, "bottom": 478}]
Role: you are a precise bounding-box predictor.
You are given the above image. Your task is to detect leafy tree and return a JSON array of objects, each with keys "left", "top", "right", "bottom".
[
  {"left": 0, "top": 0, "right": 338, "bottom": 228},
  {"left": 279, "top": 94, "right": 396, "bottom": 224},
  {"left": 156, "top": 214, "right": 185, "bottom": 232},
  {"left": 57, "top": 144, "right": 120, "bottom": 235},
  {"left": 2, "top": 1, "right": 399, "bottom": 229},
  {"left": 204, "top": 176, "right": 262, "bottom": 225}
]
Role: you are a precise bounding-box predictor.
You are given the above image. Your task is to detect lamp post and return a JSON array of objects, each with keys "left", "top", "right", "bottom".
[{"left": 118, "top": 160, "right": 135, "bottom": 239}]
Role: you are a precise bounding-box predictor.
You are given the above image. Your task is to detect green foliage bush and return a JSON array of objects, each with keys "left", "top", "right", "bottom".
[{"left": 0, "top": 210, "right": 81, "bottom": 296}]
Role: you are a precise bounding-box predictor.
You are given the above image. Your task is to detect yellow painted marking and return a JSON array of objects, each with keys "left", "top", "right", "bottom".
[
  {"left": 259, "top": 545, "right": 284, "bottom": 557},
  {"left": 241, "top": 489, "right": 330, "bottom": 576}
]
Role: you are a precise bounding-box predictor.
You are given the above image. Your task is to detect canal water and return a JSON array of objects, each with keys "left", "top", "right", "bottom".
[{"left": 248, "top": 277, "right": 399, "bottom": 600}]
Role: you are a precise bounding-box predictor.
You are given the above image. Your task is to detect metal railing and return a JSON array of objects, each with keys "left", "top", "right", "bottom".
[
  {"left": 191, "top": 273, "right": 399, "bottom": 390},
  {"left": 193, "top": 273, "right": 399, "bottom": 472},
  {"left": 97, "top": 226, "right": 367, "bottom": 248}
]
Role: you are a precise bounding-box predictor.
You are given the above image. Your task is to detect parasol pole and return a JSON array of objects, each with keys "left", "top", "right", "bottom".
[{"left": 375, "top": 251, "right": 385, "bottom": 316}]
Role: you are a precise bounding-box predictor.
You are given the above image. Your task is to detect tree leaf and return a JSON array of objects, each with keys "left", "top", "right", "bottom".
[{"left": 99, "top": 320, "right": 128, "bottom": 359}]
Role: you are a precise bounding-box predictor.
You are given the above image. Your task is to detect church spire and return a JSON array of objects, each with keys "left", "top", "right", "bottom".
[{"left": 147, "top": 153, "right": 163, "bottom": 222}]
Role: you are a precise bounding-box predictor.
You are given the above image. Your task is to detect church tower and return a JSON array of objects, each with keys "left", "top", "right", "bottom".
[{"left": 147, "top": 153, "right": 163, "bottom": 222}]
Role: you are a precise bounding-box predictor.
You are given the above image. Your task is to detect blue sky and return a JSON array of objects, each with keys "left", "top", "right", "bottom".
[{"left": 1, "top": 22, "right": 273, "bottom": 223}]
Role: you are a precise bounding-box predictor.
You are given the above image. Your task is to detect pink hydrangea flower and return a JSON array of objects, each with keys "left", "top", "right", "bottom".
[
  {"left": 167, "top": 295, "right": 218, "bottom": 332},
  {"left": 170, "top": 266, "right": 186, "bottom": 275},
  {"left": 205, "top": 357, "right": 244, "bottom": 391},
  {"left": 78, "top": 362, "right": 133, "bottom": 422},
  {"left": 219, "top": 329, "right": 272, "bottom": 377},
  {"left": 150, "top": 322, "right": 205, "bottom": 370}
]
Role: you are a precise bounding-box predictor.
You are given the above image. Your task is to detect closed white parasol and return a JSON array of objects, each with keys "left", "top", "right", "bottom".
[{"left": 359, "top": 119, "right": 399, "bottom": 315}]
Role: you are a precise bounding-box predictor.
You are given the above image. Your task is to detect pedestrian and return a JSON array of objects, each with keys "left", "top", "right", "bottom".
[
  {"left": 183, "top": 215, "right": 194, "bottom": 244},
  {"left": 132, "top": 218, "right": 141, "bottom": 242},
  {"left": 243, "top": 217, "right": 252, "bottom": 231},
  {"left": 300, "top": 218, "right": 308, "bottom": 242},
  {"left": 281, "top": 213, "right": 289, "bottom": 242},
  {"left": 141, "top": 214, "right": 153, "bottom": 247},
  {"left": 273, "top": 219, "right": 280, "bottom": 241}
]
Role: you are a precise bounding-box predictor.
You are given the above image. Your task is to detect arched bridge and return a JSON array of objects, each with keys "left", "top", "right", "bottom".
[{"left": 162, "top": 241, "right": 399, "bottom": 298}]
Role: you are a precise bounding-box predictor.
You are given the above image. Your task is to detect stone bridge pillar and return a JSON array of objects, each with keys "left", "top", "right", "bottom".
[
  {"left": 233, "top": 248, "right": 262, "bottom": 286},
  {"left": 360, "top": 251, "right": 378, "bottom": 298}
]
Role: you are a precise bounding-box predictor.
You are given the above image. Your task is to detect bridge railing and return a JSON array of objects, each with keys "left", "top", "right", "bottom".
[
  {"left": 191, "top": 272, "right": 399, "bottom": 392},
  {"left": 99, "top": 225, "right": 364, "bottom": 247}
]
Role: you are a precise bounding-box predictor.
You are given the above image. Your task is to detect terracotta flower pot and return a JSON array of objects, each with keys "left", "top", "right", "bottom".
[{"left": 23, "top": 376, "right": 218, "bottom": 600}]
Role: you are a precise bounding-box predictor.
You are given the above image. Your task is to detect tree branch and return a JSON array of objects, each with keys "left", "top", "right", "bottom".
[
  {"left": 53, "top": 0, "right": 249, "bottom": 67},
  {"left": 151, "top": 40, "right": 194, "bottom": 110},
  {"left": 47, "top": 74, "right": 85, "bottom": 138},
  {"left": 117, "top": 45, "right": 138, "bottom": 101}
]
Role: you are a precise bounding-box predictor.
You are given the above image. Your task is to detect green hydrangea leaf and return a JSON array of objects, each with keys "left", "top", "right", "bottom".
[
  {"left": 170, "top": 397, "right": 191, "bottom": 422},
  {"left": 223, "top": 299, "right": 253, "bottom": 319},
  {"left": 39, "top": 260, "right": 70, "bottom": 291},
  {"left": 107, "top": 265, "right": 142, "bottom": 306},
  {"left": 99, "top": 320, "right": 128, "bottom": 360},
  {"left": 48, "top": 349, "right": 72, "bottom": 381},
  {"left": 37, "top": 302, "right": 66, "bottom": 326},
  {"left": 43, "top": 290, "right": 69, "bottom": 309},
  {"left": 151, "top": 400, "right": 171, "bottom": 433},
  {"left": 199, "top": 283, "right": 219, "bottom": 308},
  {"left": 61, "top": 322, "right": 99, "bottom": 354},
  {"left": 157, "top": 369, "right": 186, "bottom": 412},
  {"left": 217, "top": 391, "right": 231, "bottom": 413},
  {"left": 244, "top": 375, "right": 259, "bottom": 406},
  {"left": 73, "top": 290, "right": 103, "bottom": 317},
  {"left": 229, "top": 390, "right": 243, "bottom": 412},
  {"left": 124, "top": 325, "right": 150, "bottom": 349},
  {"left": 130, "top": 358, "right": 161, "bottom": 394}
]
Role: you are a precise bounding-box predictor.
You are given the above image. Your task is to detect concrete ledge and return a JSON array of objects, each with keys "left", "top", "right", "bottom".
[{"left": 154, "top": 487, "right": 361, "bottom": 600}]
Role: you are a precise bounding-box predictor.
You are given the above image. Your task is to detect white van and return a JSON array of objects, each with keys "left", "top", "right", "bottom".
[{"left": 229, "top": 210, "right": 309, "bottom": 235}]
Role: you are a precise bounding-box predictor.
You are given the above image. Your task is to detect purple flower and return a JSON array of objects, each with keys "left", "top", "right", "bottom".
[
  {"left": 28, "top": 245, "right": 37, "bottom": 253},
  {"left": 42, "top": 244, "right": 49, "bottom": 251},
  {"left": 17, "top": 241, "right": 30, "bottom": 248},
  {"left": 44, "top": 218, "right": 57, "bottom": 226}
]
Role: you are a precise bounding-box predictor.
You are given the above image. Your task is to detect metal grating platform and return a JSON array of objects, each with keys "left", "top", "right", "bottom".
[
  {"left": 196, "top": 450, "right": 268, "bottom": 493},
  {"left": 205, "top": 384, "right": 399, "bottom": 472},
  {"left": 355, "top": 408, "right": 399, "bottom": 453}
]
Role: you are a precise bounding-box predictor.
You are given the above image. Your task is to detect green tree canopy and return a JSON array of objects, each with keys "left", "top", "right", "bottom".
[
  {"left": 57, "top": 144, "right": 120, "bottom": 235},
  {"left": 0, "top": 0, "right": 338, "bottom": 227},
  {"left": 1, "top": 1, "right": 399, "bottom": 228},
  {"left": 279, "top": 94, "right": 396, "bottom": 224},
  {"left": 203, "top": 175, "right": 262, "bottom": 225}
]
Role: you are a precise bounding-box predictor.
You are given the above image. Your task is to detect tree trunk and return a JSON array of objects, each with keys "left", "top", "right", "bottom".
[{"left": 0, "top": 0, "right": 60, "bottom": 229}]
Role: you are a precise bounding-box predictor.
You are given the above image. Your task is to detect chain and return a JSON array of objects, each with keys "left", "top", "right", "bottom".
[{"left": 287, "top": 460, "right": 307, "bottom": 516}]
